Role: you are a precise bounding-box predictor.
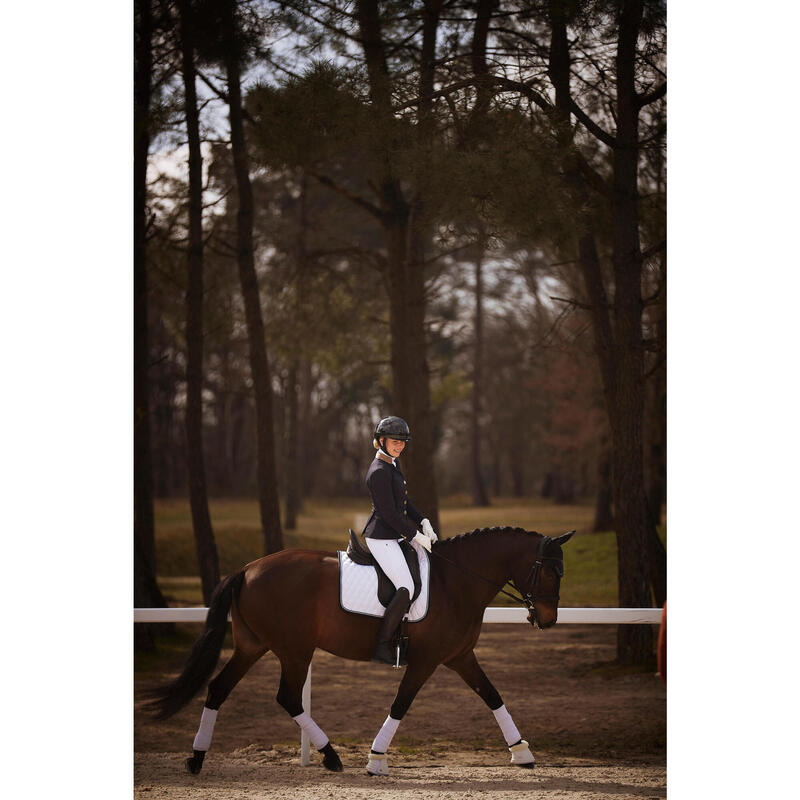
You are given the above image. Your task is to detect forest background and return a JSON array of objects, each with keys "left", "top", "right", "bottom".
[
  {"left": 4, "top": 2, "right": 800, "bottom": 798},
  {"left": 133, "top": 0, "right": 667, "bottom": 665}
]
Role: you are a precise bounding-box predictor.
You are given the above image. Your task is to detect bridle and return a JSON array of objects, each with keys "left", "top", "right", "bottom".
[
  {"left": 429, "top": 533, "right": 565, "bottom": 627},
  {"left": 515, "top": 534, "right": 564, "bottom": 606}
]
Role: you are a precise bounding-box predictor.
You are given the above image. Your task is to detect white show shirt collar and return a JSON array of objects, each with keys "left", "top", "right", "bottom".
[{"left": 375, "top": 451, "right": 396, "bottom": 466}]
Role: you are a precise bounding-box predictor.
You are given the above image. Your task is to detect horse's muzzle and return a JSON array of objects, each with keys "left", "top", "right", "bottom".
[{"left": 527, "top": 608, "right": 557, "bottom": 629}]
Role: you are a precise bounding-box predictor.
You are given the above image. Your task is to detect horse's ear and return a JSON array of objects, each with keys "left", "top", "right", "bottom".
[{"left": 554, "top": 530, "right": 575, "bottom": 546}]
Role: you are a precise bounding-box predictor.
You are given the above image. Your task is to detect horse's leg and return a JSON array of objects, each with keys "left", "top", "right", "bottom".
[
  {"left": 185, "top": 646, "right": 267, "bottom": 774},
  {"left": 275, "top": 656, "right": 343, "bottom": 772},
  {"left": 445, "top": 650, "right": 535, "bottom": 768},
  {"left": 366, "top": 660, "right": 438, "bottom": 776}
]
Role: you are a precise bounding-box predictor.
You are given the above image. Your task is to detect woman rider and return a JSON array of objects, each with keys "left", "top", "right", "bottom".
[{"left": 364, "top": 416, "right": 438, "bottom": 665}]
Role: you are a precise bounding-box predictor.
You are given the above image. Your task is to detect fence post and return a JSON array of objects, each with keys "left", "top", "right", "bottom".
[{"left": 300, "top": 663, "right": 312, "bottom": 766}]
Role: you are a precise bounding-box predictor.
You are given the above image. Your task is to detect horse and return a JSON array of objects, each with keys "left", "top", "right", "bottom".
[{"left": 148, "top": 526, "right": 574, "bottom": 775}]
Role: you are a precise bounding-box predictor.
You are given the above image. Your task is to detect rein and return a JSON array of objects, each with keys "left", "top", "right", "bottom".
[{"left": 429, "top": 534, "right": 564, "bottom": 622}]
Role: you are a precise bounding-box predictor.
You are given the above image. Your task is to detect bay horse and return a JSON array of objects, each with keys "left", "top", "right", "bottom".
[{"left": 149, "top": 526, "right": 574, "bottom": 775}]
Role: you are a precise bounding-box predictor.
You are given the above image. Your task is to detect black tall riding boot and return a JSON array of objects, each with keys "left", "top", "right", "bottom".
[{"left": 372, "top": 587, "right": 410, "bottom": 665}]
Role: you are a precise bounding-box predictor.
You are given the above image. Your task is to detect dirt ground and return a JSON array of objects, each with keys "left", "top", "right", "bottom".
[{"left": 134, "top": 624, "right": 666, "bottom": 799}]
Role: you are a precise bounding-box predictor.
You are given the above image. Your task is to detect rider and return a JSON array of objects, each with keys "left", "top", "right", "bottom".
[{"left": 364, "top": 416, "right": 438, "bottom": 665}]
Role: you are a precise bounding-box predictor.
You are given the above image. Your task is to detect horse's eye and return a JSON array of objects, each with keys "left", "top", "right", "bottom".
[{"left": 553, "top": 562, "right": 564, "bottom": 578}]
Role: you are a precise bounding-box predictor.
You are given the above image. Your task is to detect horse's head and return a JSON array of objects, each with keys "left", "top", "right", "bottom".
[{"left": 514, "top": 531, "right": 574, "bottom": 630}]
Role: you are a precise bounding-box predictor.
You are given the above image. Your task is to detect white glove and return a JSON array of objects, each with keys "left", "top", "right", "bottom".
[
  {"left": 412, "top": 532, "right": 432, "bottom": 552},
  {"left": 421, "top": 518, "right": 438, "bottom": 542}
]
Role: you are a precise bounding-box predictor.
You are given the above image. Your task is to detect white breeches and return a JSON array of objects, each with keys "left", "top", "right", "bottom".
[{"left": 365, "top": 538, "right": 415, "bottom": 595}]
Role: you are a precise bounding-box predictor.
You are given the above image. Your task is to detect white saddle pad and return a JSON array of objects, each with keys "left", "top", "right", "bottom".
[{"left": 338, "top": 539, "right": 430, "bottom": 622}]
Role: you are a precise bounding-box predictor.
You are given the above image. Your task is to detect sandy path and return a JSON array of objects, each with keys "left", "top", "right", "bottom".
[
  {"left": 134, "top": 748, "right": 665, "bottom": 799},
  {"left": 135, "top": 624, "right": 665, "bottom": 798}
]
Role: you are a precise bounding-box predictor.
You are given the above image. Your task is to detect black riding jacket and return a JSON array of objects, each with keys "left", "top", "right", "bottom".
[{"left": 363, "top": 455, "right": 423, "bottom": 541}]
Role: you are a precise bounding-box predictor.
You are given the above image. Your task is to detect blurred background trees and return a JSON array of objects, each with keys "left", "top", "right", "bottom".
[{"left": 135, "top": 0, "right": 666, "bottom": 663}]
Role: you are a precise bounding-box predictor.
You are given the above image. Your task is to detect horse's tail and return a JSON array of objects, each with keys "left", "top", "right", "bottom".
[{"left": 147, "top": 570, "right": 245, "bottom": 720}]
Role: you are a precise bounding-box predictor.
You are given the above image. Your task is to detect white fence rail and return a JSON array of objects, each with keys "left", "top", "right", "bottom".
[
  {"left": 135, "top": 606, "right": 662, "bottom": 765},
  {"left": 134, "top": 607, "right": 662, "bottom": 624}
]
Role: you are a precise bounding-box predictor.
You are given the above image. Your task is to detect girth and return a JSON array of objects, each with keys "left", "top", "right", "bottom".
[{"left": 346, "top": 529, "right": 423, "bottom": 607}]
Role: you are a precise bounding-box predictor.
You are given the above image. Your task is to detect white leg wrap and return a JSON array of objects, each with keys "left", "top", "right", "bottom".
[
  {"left": 492, "top": 704, "right": 522, "bottom": 746},
  {"left": 292, "top": 711, "right": 329, "bottom": 750},
  {"left": 371, "top": 715, "right": 401, "bottom": 754},
  {"left": 192, "top": 707, "right": 218, "bottom": 752},
  {"left": 366, "top": 752, "right": 390, "bottom": 776}
]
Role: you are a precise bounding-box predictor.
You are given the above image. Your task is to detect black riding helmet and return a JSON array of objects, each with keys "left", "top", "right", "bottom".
[{"left": 374, "top": 416, "right": 412, "bottom": 446}]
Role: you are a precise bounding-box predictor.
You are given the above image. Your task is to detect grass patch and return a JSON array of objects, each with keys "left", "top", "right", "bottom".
[
  {"left": 153, "top": 497, "right": 663, "bottom": 608},
  {"left": 134, "top": 625, "right": 201, "bottom": 674},
  {"left": 134, "top": 624, "right": 236, "bottom": 676}
]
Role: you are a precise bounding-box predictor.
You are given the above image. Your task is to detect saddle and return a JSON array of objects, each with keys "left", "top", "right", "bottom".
[{"left": 346, "top": 529, "right": 422, "bottom": 607}]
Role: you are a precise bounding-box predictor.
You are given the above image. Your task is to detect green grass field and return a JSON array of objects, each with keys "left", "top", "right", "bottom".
[{"left": 153, "top": 496, "right": 665, "bottom": 608}]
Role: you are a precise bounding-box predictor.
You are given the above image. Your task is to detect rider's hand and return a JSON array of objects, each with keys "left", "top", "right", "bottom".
[
  {"left": 422, "top": 518, "right": 438, "bottom": 542},
  {"left": 412, "top": 532, "right": 432, "bottom": 553}
]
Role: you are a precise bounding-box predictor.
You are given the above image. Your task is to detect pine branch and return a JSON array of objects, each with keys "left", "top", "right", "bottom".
[
  {"left": 575, "top": 155, "right": 613, "bottom": 198},
  {"left": 639, "top": 123, "right": 666, "bottom": 148},
  {"left": 549, "top": 295, "right": 593, "bottom": 311},
  {"left": 306, "top": 167, "right": 386, "bottom": 221},
  {"left": 568, "top": 98, "right": 617, "bottom": 148},
  {"left": 636, "top": 81, "right": 666, "bottom": 109},
  {"left": 641, "top": 239, "right": 666, "bottom": 262},
  {"left": 644, "top": 352, "right": 666, "bottom": 379},
  {"left": 392, "top": 77, "right": 478, "bottom": 112},
  {"left": 196, "top": 69, "right": 255, "bottom": 124}
]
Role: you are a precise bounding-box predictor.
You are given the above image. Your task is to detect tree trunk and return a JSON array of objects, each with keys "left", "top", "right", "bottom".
[
  {"left": 284, "top": 174, "right": 310, "bottom": 528},
  {"left": 553, "top": 469, "right": 576, "bottom": 505},
  {"left": 299, "top": 357, "right": 314, "bottom": 498},
  {"left": 493, "top": 448, "right": 503, "bottom": 496},
  {"left": 284, "top": 361, "right": 300, "bottom": 529},
  {"left": 647, "top": 381, "right": 666, "bottom": 526},
  {"left": 356, "top": 0, "right": 441, "bottom": 532},
  {"left": 549, "top": 0, "right": 654, "bottom": 664},
  {"left": 179, "top": 1, "right": 220, "bottom": 605},
  {"left": 607, "top": 0, "right": 656, "bottom": 662},
  {"left": 470, "top": 243, "right": 489, "bottom": 506},
  {"left": 385, "top": 219, "right": 441, "bottom": 532},
  {"left": 646, "top": 322, "right": 667, "bottom": 606},
  {"left": 222, "top": 2, "right": 283, "bottom": 554},
  {"left": 134, "top": 0, "right": 168, "bottom": 650},
  {"left": 593, "top": 438, "right": 614, "bottom": 531},
  {"left": 509, "top": 453, "right": 523, "bottom": 497}
]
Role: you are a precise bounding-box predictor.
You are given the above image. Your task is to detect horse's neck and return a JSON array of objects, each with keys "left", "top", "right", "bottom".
[{"left": 439, "top": 531, "right": 525, "bottom": 608}]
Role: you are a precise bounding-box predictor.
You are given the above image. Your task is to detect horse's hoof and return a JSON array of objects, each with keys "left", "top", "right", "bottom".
[
  {"left": 185, "top": 757, "right": 202, "bottom": 774},
  {"left": 323, "top": 754, "right": 343, "bottom": 772},
  {"left": 320, "top": 742, "right": 343, "bottom": 772},
  {"left": 516, "top": 761, "right": 535, "bottom": 769},
  {"left": 185, "top": 750, "right": 205, "bottom": 774}
]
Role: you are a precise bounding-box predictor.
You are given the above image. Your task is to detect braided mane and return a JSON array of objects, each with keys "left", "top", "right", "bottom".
[{"left": 436, "top": 526, "right": 534, "bottom": 546}]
